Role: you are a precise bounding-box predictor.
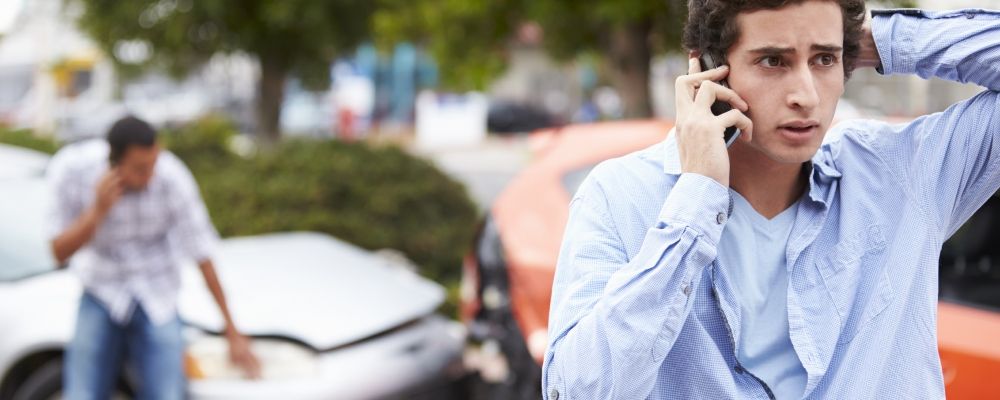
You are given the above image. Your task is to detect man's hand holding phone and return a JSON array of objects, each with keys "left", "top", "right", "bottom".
[
  {"left": 673, "top": 53, "right": 753, "bottom": 187},
  {"left": 94, "top": 168, "right": 124, "bottom": 216}
]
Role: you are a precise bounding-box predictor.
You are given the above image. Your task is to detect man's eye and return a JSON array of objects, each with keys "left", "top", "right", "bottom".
[
  {"left": 759, "top": 56, "right": 782, "bottom": 67},
  {"left": 817, "top": 54, "right": 836, "bottom": 66}
]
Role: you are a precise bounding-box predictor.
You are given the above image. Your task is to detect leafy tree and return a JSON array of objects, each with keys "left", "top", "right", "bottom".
[
  {"left": 72, "top": 0, "right": 375, "bottom": 141},
  {"left": 375, "top": 0, "right": 523, "bottom": 92},
  {"left": 376, "top": 0, "right": 686, "bottom": 118},
  {"left": 377, "top": 0, "right": 917, "bottom": 118}
]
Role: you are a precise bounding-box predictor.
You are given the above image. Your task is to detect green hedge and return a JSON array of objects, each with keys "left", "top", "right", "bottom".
[
  {"left": 166, "top": 117, "right": 478, "bottom": 289},
  {"left": 0, "top": 127, "right": 59, "bottom": 155}
]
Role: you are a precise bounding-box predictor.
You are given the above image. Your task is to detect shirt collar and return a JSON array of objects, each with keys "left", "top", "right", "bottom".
[{"left": 660, "top": 130, "right": 843, "bottom": 204}]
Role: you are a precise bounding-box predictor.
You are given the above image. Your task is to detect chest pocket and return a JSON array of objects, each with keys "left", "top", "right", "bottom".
[{"left": 815, "top": 224, "right": 894, "bottom": 344}]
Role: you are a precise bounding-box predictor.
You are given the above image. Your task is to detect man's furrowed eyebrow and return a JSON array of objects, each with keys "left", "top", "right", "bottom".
[
  {"left": 747, "top": 44, "right": 844, "bottom": 55},
  {"left": 812, "top": 44, "right": 843, "bottom": 52},
  {"left": 748, "top": 46, "right": 794, "bottom": 55}
]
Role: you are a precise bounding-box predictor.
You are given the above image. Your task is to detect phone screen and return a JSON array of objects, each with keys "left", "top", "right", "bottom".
[{"left": 698, "top": 54, "right": 742, "bottom": 147}]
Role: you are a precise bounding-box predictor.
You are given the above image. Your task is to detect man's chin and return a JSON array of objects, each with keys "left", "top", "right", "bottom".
[
  {"left": 762, "top": 144, "right": 821, "bottom": 165},
  {"left": 742, "top": 139, "right": 819, "bottom": 165}
]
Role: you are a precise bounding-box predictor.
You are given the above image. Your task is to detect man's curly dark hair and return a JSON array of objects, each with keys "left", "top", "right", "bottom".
[{"left": 682, "top": 0, "right": 867, "bottom": 78}]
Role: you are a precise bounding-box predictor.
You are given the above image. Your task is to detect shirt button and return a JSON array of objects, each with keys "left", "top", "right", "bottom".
[
  {"left": 734, "top": 365, "right": 745, "bottom": 374},
  {"left": 716, "top": 212, "right": 727, "bottom": 224},
  {"left": 549, "top": 389, "right": 560, "bottom": 400},
  {"left": 682, "top": 283, "right": 692, "bottom": 296}
]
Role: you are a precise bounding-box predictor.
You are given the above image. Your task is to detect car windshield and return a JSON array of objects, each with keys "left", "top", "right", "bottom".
[{"left": 0, "top": 179, "right": 57, "bottom": 282}]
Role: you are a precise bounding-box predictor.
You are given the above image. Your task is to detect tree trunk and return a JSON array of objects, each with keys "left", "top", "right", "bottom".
[
  {"left": 257, "top": 55, "right": 288, "bottom": 143},
  {"left": 606, "top": 22, "right": 653, "bottom": 119}
]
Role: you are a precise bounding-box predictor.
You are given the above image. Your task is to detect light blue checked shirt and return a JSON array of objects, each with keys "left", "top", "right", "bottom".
[{"left": 543, "top": 9, "right": 1000, "bottom": 400}]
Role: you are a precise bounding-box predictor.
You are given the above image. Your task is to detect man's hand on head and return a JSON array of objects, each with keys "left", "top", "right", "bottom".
[
  {"left": 855, "top": 11, "right": 882, "bottom": 70},
  {"left": 673, "top": 53, "right": 754, "bottom": 187}
]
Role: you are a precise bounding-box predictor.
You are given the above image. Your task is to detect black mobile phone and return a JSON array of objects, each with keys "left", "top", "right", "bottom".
[{"left": 699, "top": 53, "right": 742, "bottom": 147}]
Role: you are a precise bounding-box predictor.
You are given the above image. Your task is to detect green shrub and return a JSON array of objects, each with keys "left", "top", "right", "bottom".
[
  {"left": 0, "top": 127, "right": 59, "bottom": 155},
  {"left": 161, "top": 115, "right": 240, "bottom": 170},
  {"left": 168, "top": 117, "right": 478, "bottom": 314}
]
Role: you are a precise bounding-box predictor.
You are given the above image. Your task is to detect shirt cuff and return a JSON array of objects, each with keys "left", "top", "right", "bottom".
[
  {"left": 871, "top": 10, "right": 919, "bottom": 76},
  {"left": 658, "top": 173, "right": 730, "bottom": 246}
]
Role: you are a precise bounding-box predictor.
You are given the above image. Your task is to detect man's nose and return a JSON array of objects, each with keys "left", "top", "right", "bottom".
[{"left": 786, "top": 66, "right": 821, "bottom": 111}]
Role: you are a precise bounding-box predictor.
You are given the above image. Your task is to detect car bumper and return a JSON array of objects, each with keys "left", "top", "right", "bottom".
[{"left": 188, "top": 315, "right": 467, "bottom": 400}]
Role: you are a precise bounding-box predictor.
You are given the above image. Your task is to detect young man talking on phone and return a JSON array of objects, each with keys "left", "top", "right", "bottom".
[
  {"left": 49, "top": 116, "right": 261, "bottom": 399},
  {"left": 543, "top": 0, "right": 1000, "bottom": 398}
]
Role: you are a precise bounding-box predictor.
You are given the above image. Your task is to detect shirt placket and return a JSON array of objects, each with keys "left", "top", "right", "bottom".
[
  {"left": 786, "top": 175, "right": 839, "bottom": 397},
  {"left": 709, "top": 261, "right": 776, "bottom": 399}
]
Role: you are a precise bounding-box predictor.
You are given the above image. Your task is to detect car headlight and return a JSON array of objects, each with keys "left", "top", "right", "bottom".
[{"left": 185, "top": 333, "right": 320, "bottom": 381}]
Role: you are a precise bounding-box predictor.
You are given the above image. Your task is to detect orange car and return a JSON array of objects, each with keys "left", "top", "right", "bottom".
[{"left": 460, "top": 120, "right": 1000, "bottom": 399}]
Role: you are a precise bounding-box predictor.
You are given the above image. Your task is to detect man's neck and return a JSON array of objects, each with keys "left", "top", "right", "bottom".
[{"left": 728, "top": 143, "right": 809, "bottom": 219}]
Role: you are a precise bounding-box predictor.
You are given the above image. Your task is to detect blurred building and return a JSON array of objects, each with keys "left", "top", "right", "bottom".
[
  {"left": 0, "top": 0, "right": 115, "bottom": 135},
  {"left": 0, "top": 0, "right": 259, "bottom": 140},
  {"left": 488, "top": 22, "right": 582, "bottom": 125},
  {"left": 843, "top": 0, "right": 1000, "bottom": 118}
]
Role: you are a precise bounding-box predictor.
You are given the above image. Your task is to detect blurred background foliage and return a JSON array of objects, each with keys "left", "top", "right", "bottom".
[
  {"left": 374, "top": 0, "right": 915, "bottom": 118},
  {"left": 375, "top": 0, "right": 688, "bottom": 118},
  {"left": 0, "top": 128, "right": 60, "bottom": 154},
  {"left": 72, "top": 0, "right": 377, "bottom": 142},
  {"left": 70, "top": 0, "right": 918, "bottom": 124}
]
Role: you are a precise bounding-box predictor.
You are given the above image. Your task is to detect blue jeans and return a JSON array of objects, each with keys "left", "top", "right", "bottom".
[{"left": 64, "top": 292, "right": 186, "bottom": 400}]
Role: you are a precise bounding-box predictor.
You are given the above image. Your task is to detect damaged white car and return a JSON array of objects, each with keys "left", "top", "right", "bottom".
[{"left": 0, "top": 144, "right": 467, "bottom": 400}]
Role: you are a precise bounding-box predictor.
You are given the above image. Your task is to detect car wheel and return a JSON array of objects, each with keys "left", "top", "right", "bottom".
[
  {"left": 11, "top": 359, "right": 62, "bottom": 400},
  {"left": 11, "top": 359, "right": 131, "bottom": 400}
]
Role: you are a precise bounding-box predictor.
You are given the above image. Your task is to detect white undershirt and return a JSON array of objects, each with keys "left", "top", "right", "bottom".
[{"left": 718, "top": 191, "right": 807, "bottom": 399}]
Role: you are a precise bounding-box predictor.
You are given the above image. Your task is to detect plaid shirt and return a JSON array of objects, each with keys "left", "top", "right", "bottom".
[{"left": 47, "top": 140, "right": 219, "bottom": 326}]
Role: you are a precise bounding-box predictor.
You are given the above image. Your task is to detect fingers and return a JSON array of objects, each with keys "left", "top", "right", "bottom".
[
  {"left": 109, "top": 186, "right": 124, "bottom": 203},
  {"left": 229, "top": 338, "right": 262, "bottom": 379},
  {"left": 106, "top": 177, "right": 124, "bottom": 199},
  {"left": 95, "top": 169, "right": 125, "bottom": 212},
  {"left": 108, "top": 174, "right": 124, "bottom": 191},
  {"left": 100, "top": 170, "right": 123, "bottom": 191},
  {"left": 688, "top": 55, "right": 702, "bottom": 75},
  {"left": 240, "top": 352, "right": 262, "bottom": 379},
  {"left": 676, "top": 59, "right": 732, "bottom": 109},
  {"left": 718, "top": 109, "right": 754, "bottom": 140},
  {"left": 694, "top": 81, "right": 749, "bottom": 112},
  {"left": 676, "top": 66, "right": 731, "bottom": 101}
]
